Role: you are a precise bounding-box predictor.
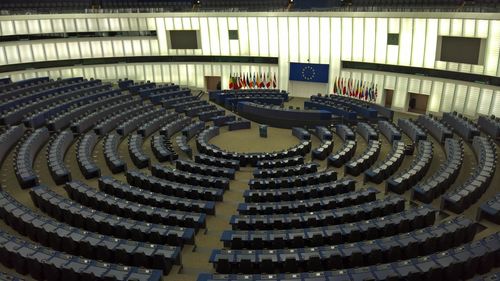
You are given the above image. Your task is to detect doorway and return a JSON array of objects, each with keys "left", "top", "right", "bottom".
[
  {"left": 205, "top": 76, "right": 221, "bottom": 91},
  {"left": 408, "top": 92, "right": 429, "bottom": 114},
  {"left": 384, "top": 89, "right": 394, "bottom": 108}
]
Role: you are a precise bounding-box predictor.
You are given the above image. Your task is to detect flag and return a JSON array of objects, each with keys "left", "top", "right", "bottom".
[
  {"left": 273, "top": 73, "right": 277, "bottom": 89},
  {"left": 266, "top": 73, "right": 271, "bottom": 88},
  {"left": 229, "top": 74, "right": 234, "bottom": 89},
  {"left": 256, "top": 73, "right": 262, "bottom": 89},
  {"left": 333, "top": 77, "right": 337, "bottom": 94},
  {"left": 236, "top": 74, "right": 242, "bottom": 90},
  {"left": 253, "top": 73, "right": 257, "bottom": 88},
  {"left": 289, "top": 62, "right": 329, "bottom": 83},
  {"left": 248, "top": 73, "right": 254, "bottom": 88},
  {"left": 241, "top": 73, "right": 246, "bottom": 88},
  {"left": 374, "top": 84, "right": 378, "bottom": 101}
]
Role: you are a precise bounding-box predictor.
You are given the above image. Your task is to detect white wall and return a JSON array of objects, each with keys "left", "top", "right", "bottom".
[{"left": 0, "top": 12, "right": 499, "bottom": 116}]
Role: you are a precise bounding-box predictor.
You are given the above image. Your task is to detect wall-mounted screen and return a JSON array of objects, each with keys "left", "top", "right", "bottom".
[
  {"left": 169, "top": 30, "right": 200, "bottom": 49},
  {"left": 438, "top": 36, "right": 485, "bottom": 65}
]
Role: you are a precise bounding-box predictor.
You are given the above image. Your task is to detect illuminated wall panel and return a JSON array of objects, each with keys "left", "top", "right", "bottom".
[
  {"left": 492, "top": 91, "right": 500, "bottom": 116},
  {"left": 278, "top": 17, "right": 289, "bottom": 90},
  {"left": 218, "top": 18, "right": 230, "bottom": 56},
  {"left": 450, "top": 19, "right": 463, "bottom": 36},
  {"left": 408, "top": 78, "right": 420, "bottom": 93},
  {"left": 453, "top": 84, "right": 467, "bottom": 113},
  {"left": 411, "top": 19, "right": 426, "bottom": 67},
  {"left": 438, "top": 18, "right": 450, "bottom": 35},
  {"left": 52, "top": 19, "right": 65, "bottom": 32},
  {"left": 258, "top": 17, "right": 270, "bottom": 57},
  {"left": 341, "top": 17, "right": 352, "bottom": 61},
  {"left": 44, "top": 43, "right": 58, "bottom": 61},
  {"left": 388, "top": 18, "right": 400, "bottom": 33},
  {"left": 208, "top": 17, "right": 221, "bottom": 55},
  {"left": 64, "top": 19, "right": 76, "bottom": 32},
  {"left": 375, "top": 18, "right": 387, "bottom": 64},
  {"left": 398, "top": 18, "right": 412, "bottom": 66},
  {"left": 90, "top": 41, "right": 103, "bottom": 58},
  {"left": 94, "top": 66, "right": 106, "bottom": 79},
  {"left": 27, "top": 20, "right": 40, "bottom": 34},
  {"left": 14, "top": 20, "right": 28, "bottom": 34},
  {"left": 32, "top": 44, "right": 45, "bottom": 61},
  {"left": 268, "top": 17, "right": 279, "bottom": 58},
  {"left": 463, "top": 19, "right": 476, "bottom": 37},
  {"left": 1, "top": 20, "right": 15, "bottom": 36},
  {"left": 484, "top": 20, "right": 500, "bottom": 76},
  {"left": 132, "top": 40, "right": 143, "bottom": 56},
  {"left": 393, "top": 77, "right": 408, "bottom": 109},
  {"left": 237, "top": 17, "right": 249, "bottom": 56},
  {"left": 86, "top": 18, "right": 99, "bottom": 32},
  {"left": 476, "top": 20, "right": 489, "bottom": 37},
  {"left": 5, "top": 45, "right": 20, "bottom": 64},
  {"left": 363, "top": 18, "right": 375, "bottom": 63},
  {"left": 83, "top": 67, "right": 95, "bottom": 79},
  {"left": 465, "top": 86, "right": 480, "bottom": 116},
  {"left": 129, "top": 18, "right": 139, "bottom": 31},
  {"left": 249, "top": 18, "right": 261, "bottom": 57},
  {"left": 109, "top": 18, "right": 120, "bottom": 30},
  {"left": 67, "top": 42, "right": 81, "bottom": 59},
  {"left": 105, "top": 66, "right": 117, "bottom": 80},
  {"left": 421, "top": 80, "right": 432, "bottom": 95},
  {"left": 309, "top": 17, "right": 320, "bottom": 64},
  {"left": 56, "top": 42, "right": 69, "bottom": 60},
  {"left": 98, "top": 18, "right": 110, "bottom": 31},
  {"left": 298, "top": 17, "right": 309, "bottom": 62},
  {"left": 120, "top": 18, "right": 130, "bottom": 31},
  {"left": 352, "top": 18, "right": 364, "bottom": 62},
  {"left": 478, "top": 89, "right": 493, "bottom": 115},
  {"left": 76, "top": 19, "right": 88, "bottom": 32},
  {"left": 319, "top": 17, "right": 330, "bottom": 65},
  {"left": 440, "top": 83, "right": 455, "bottom": 112},
  {"left": 384, "top": 75, "right": 396, "bottom": 90},
  {"left": 288, "top": 17, "right": 299, "bottom": 62},
  {"left": 141, "top": 40, "right": 151, "bottom": 56},
  {"left": 428, "top": 81, "right": 443, "bottom": 112},
  {"left": 18, "top": 44, "right": 33, "bottom": 62}
]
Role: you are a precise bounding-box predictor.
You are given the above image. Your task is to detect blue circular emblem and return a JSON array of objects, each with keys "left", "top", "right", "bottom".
[{"left": 301, "top": 66, "right": 316, "bottom": 81}]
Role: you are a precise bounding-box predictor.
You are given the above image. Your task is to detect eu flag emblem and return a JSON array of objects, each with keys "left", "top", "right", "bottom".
[{"left": 289, "top": 62, "right": 329, "bottom": 83}]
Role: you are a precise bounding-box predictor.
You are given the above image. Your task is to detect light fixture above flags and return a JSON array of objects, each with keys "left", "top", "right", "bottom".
[{"left": 333, "top": 77, "right": 378, "bottom": 103}]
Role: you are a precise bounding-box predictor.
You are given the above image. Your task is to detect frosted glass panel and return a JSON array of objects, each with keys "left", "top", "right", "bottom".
[
  {"left": 40, "top": 19, "right": 53, "bottom": 33},
  {"left": 288, "top": 17, "right": 299, "bottom": 62},
  {"left": 64, "top": 19, "right": 76, "bottom": 32},
  {"left": 109, "top": 18, "right": 120, "bottom": 30},
  {"left": 453, "top": 85, "right": 467, "bottom": 113},
  {"left": 132, "top": 40, "right": 143, "bottom": 56},
  {"left": 341, "top": 18, "right": 352, "bottom": 60},
  {"left": 218, "top": 18, "right": 230, "bottom": 56},
  {"left": 440, "top": 83, "right": 455, "bottom": 112},
  {"left": 476, "top": 20, "right": 489, "bottom": 37},
  {"left": 438, "top": 18, "right": 450, "bottom": 35},
  {"left": 375, "top": 18, "right": 387, "bottom": 64},
  {"left": 363, "top": 18, "right": 375, "bottom": 63},
  {"left": 5, "top": 46, "right": 20, "bottom": 64},
  {"left": 463, "top": 19, "right": 475, "bottom": 37},
  {"left": 492, "top": 92, "right": 500, "bottom": 116},
  {"left": 411, "top": 19, "right": 426, "bottom": 67},
  {"left": 484, "top": 20, "right": 500, "bottom": 76},
  {"left": 27, "top": 20, "right": 40, "bottom": 34},
  {"left": 450, "top": 19, "right": 463, "bottom": 36},
  {"left": 237, "top": 17, "right": 249, "bottom": 56},
  {"left": 14, "top": 21, "right": 28, "bottom": 34},
  {"left": 32, "top": 44, "right": 45, "bottom": 61},
  {"left": 52, "top": 19, "right": 64, "bottom": 33},
  {"left": 258, "top": 17, "right": 270, "bottom": 57},
  {"left": 56, "top": 43, "right": 69, "bottom": 60},
  {"left": 268, "top": 17, "right": 279, "bottom": 58},
  {"left": 45, "top": 43, "right": 58, "bottom": 61},
  {"left": 86, "top": 18, "right": 98, "bottom": 31},
  {"left": 76, "top": 19, "right": 88, "bottom": 32},
  {"left": 428, "top": 81, "right": 443, "bottom": 112},
  {"left": 298, "top": 17, "right": 309, "bottom": 62},
  {"left": 1, "top": 21, "right": 15, "bottom": 36},
  {"left": 102, "top": 41, "right": 114, "bottom": 57},
  {"left": 68, "top": 42, "right": 81, "bottom": 58},
  {"left": 465, "top": 86, "right": 480, "bottom": 116},
  {"left": 79, "top": 42, "right": 92, "bottom": 58},
  {"left": 408, "top": 78, "right": 420, "bottom": 93},
  {"left": 352, "top": 18, "right": 364, "bottom": 62},
  {"left": 421, "top": 80, "right": 432, "bottom": 95},
  {"left": 398, "top": 18, "right": 412, "bottom": 66},
  {"left": 208, "top": 17, "right": 221, "bottom": 55},
  {"left": 98, "top": 18, "right": 110, "bottom": 31},
  {"left": 478, "top": 89, "right": 493, "bottom": 115},
  {"left": 112, "top": 41, "right": 124, "bottom": 57},
  {"left": 18, "top": 44, "right": 33, "bottom": 62},
  {"left": 90, "top": 41, "right": 103, "bottom": 57},
  {"left": 141, "top": 40, "right": 151, "bottom": 56}
]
